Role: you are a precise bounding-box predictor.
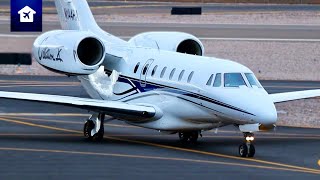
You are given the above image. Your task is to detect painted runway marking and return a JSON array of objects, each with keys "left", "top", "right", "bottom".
[
  {"left": 0, "top": 133, "right": 79, "bottom": 137},
  {"left": 0, "top": 132, "right": 319, "bottom": 141},
  {"left": 1, "top": 115, "right": 319, "bottom": 137},
  {"left": 108, "top": 136, "right": 320, "bottom": 174},
  {"left": 0, "top": 117, "right": 319, "bottom": 174},
  {"left": 0, "top": 147, "right": 318, "bottom": 174},
  {"left": 0, "top": 113, "right": 89, "bottom": 116},
  {"left": 0, "top": 85, "right": 79, "bottom": 88},
  {"left": 0, "top": 117, "right": 80, "bottom": 133},
  {"left": 0, "top": 115, "right": 139, "bottom": 129},
  {"left": 0, "top": 82, "right": 80, "bottom": 85}
]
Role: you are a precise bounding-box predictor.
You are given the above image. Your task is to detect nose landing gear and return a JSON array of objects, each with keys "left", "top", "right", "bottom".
[
  {"left": 239, "top": 132, "right": 255, "bottom": 157},
  {"left": 83, "top": 113, "right": 105, "bottom": 141}
]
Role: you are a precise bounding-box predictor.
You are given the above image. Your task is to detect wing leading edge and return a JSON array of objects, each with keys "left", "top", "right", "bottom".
[
  {"left": 0, "top": 91, "right": 157, "bottom": 121},
  {"left": 270, "top": 90, "right": 320, "bottom": 103}
]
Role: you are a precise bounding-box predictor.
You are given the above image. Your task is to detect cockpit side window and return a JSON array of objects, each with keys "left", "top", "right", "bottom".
[
  {"left": 245, "top": 73, "right": 262, "bottom": 88},
  {"left": 224, "top": 73, "right": 247, "bottom": 87},
  {"left": 213, "top": 73, "right": 221, "bottom": 87}
]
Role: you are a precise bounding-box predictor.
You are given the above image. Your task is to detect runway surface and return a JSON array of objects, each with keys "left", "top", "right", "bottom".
[
  {"left": 1, "top": 0, "right": 320, "bottom": 14},
  {"left": 0, "top": 75, "right": 319, "bottom": 179},
  {"left": 1, "top": 21, "right": 320, "bottom": 40},
  {"left": 1, "top": 1, "right": 320, "bottom": 40}
]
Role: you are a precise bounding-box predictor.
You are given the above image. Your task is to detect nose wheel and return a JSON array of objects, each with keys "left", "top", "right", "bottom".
[
  {"left": 239, "top": 132, "right": 255, "bottom": 157},
  {"left": 83, "top": 113, "right": 105, "bottom": 141}
]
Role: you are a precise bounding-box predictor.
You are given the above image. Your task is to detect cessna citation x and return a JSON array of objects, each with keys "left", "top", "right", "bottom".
[{"left": 1, "top": 0, "right": 320, "bottom": 158}]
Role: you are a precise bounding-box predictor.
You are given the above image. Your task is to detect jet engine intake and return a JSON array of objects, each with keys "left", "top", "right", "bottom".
[{"left": 33, "top": 30, "right": 105, "bottom": 75}]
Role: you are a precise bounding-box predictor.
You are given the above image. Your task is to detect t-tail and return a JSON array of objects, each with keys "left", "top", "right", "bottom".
[{"left": 54, "top": 0, "right": 126, "bottom": 44}]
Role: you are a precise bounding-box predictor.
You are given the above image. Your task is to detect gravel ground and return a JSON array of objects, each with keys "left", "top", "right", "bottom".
[
  {"left": 203, "top": 40, "right": 320, "bottom": 81},
  {"left": 2, "top": 38, "right": 320, "bottom": 81},
  {"left": 34, "top": 11, "right": 320, "bottom": 25},
  {"left": 91, "top": 11, "right": 320, "bottom": 25},
  {"left": 276, "top": 98, "right": 320, "bottom": 128}
]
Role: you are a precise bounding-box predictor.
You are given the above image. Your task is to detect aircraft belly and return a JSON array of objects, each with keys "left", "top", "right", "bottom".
[{"left": 124, "top": 93, "right": 224, "bottom": 131}]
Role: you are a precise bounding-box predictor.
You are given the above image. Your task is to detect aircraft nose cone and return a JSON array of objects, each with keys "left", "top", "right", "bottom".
[{"left": 255, "top": 100, "right": 277, "bottom": 126}]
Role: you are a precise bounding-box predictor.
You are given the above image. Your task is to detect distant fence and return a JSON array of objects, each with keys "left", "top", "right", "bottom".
[
  {"left": 112, "top": 0, "right": 320, "bottom": 4},
  {"left": 0, "top": 53, "right": 32, "bottom": 65}
]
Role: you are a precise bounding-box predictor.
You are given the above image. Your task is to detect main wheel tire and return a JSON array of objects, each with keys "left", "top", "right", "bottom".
[
  {"left": 189, "top": 131, "right": 199, "bottom": 143},
  {"left": 239, "top": 143, "right": 248, "bottom": 157},
  {"left": 83, "top": 120, "right": 94, "bottom": 138},
  {"left": 92, "top": 125, "right": 104, "bottom": 142},
  {"left": 179, "top": 132, "right": 189, "bottom": 143},
  {"left": 247, "top": 144, "right": 255, "bottom": 157}
]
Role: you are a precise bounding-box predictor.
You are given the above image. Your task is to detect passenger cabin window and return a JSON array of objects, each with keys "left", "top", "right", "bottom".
[
  {"left": 245, "top": 73, "right": 262, "bottom": 88},
  {"left": 178, "top": 70, "right": 185, "bottom": 81},
  {"left": 187, "top": 71, "right": 194, "bottom": 83},
  {"left": 213, "top": 73, "right": 221, "bottom": 87},
  {"left": 224, "top": 73, "right": 247, "bottom": 87},
  {"left": 160, "top": 67, "right": 167, "bottom": 78},
  {"left": 206, "top": 74, "right": 214, "bottom": 86},
  {"left": 169, "top": 68, "right": 176, "bottom": 80},
  {"left": 142, "top": 64, "right": 149, "bottom": 75},
  {"left": 134, "top": 62, "right": 140, "bottom": 73},
  {"left": 151, "top": 65, "right": 158, "bottom": 77}
]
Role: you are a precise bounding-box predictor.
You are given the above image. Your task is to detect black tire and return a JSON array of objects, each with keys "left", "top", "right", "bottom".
[
  {"left": 83, "top": 120, "right": 104, "bottom": 141},
  {"left": 179, "top": 132, "right": 189, "bottom": 143},
  {"left": 247, "top": 144, "right": 255, "bottom": 157},
  {"left": 239, "top": 143, "right": 248, "bottom": 157},
  {"left": 189, "top": 131, "right": 199, "bottom": 143},
  {"left": 92, "top": 125, "right": 104, "bottom": 142},
  {"left": 83, "top": 120, "right": 94, "bottom": 138}
]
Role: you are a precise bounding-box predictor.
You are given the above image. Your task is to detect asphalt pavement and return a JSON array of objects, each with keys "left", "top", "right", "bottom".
[
  {"left": 1, "top": 20, "right": 320, "bottom": 40},
  {"left": 0, "top": 75, "right": 319, "bottom": 179}
]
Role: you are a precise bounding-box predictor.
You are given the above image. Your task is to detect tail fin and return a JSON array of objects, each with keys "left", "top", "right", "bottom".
[
  {"left": 54, "top": 0, "right": 99, "bottom": 30},
  {"left": 54, "top": 0, "right": 127, "bottom": 45}
]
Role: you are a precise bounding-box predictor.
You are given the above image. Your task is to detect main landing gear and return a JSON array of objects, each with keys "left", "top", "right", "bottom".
[
  {"left": 178, "top": 131, "right": 201, "bottom": 143},
  {"left": 83, "top": 113, "right": 105, "bottom": 141},
  {"left": 239, "top": 132, "right": 255, "bottom": 158}
]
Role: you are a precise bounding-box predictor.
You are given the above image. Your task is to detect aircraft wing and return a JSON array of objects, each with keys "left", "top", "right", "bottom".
[
  {"left": 0, "top": 91, "right": 157, "bottom": 121},
  {"left": 270, "top": 90, "right": 320, "bottom": 103}
]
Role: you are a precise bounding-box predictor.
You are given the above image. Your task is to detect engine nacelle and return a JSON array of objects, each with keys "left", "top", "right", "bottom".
[
  {"left": 128, "top": 32, "right": 204, "bottom": 56},
  {"left": 33, "top": 30, "right": 105, "bottom": 75}
]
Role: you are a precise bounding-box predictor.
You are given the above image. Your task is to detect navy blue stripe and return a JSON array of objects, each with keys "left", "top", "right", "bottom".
[{"left": 104, "top": 69, "right": 255, "bottom": 116}]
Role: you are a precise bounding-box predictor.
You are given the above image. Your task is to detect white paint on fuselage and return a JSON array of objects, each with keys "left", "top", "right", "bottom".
[{"left": 80, "top": 45, "right": 277, "bottom": 131}]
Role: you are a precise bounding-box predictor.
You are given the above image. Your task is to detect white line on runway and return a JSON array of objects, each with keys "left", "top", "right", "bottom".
[
  {"left": 0, "top": 34, "right": 38, "bottom": 38},
  {"left": 1, "top": 34, "right": 320, "bottom": 42}
]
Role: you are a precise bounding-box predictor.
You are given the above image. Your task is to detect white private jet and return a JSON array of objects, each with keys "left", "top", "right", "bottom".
[{"left": 1, "top": 0, "right": 320, "bottom": 157}]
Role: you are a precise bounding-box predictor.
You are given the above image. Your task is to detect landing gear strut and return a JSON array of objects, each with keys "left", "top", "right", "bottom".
[
  {"left": 239, "top": 132, "right": 255, "bottom": 157},
  {"left": 179, "top": 131, "right": 200, "bottom": 143},
  {"left": 83, "top": 113, "right": 105, "bottom": 141}
]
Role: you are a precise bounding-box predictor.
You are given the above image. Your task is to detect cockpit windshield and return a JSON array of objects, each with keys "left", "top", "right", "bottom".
[
  {"left": 245, "top": 73, "right": 262, "bottom": 88},
  {"left": 224, "top": 73, "right": 247, "bottom": 87}
]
